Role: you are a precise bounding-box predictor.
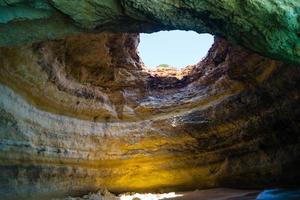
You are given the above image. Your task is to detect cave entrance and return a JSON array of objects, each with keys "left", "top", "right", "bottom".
[{"left": 138, "top": 31, "right": 214, "bottom": 72}]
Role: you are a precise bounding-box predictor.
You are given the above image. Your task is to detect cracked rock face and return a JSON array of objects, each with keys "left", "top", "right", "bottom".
[{"left": 1, "top": 32, "right": 300, "bottom": 200}]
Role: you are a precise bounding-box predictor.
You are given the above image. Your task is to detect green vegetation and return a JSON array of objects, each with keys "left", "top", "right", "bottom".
[{"left": 156, "top": 64, "right": 170, "bottom": 68}]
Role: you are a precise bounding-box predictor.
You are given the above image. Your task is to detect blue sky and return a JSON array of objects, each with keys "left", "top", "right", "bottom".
[{"left": 138, "top": 31, "right": 214, "bottom": 69}]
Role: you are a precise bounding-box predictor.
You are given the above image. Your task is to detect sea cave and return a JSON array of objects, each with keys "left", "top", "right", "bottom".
[{"left": 0, "top": 1, "right": 300, "bottom": 200}]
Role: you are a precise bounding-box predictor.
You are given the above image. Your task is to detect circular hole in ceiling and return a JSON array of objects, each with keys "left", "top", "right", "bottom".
[{"left": 138, "top": 30, "right": 214, "bottom": 70}]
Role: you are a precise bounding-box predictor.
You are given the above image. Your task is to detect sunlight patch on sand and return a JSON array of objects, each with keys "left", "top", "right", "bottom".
[{"left": 120, "top": 192, "right": 183, "bottom": 200}]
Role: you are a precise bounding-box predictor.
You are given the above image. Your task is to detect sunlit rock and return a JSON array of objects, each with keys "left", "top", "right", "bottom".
[{"left": 0, "top": 1, "right": 300, "bottom": 200}]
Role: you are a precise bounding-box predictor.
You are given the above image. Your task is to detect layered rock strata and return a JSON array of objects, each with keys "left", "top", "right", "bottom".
[{"left": 0, "top": 32, "right": 300, "bottom": 199}]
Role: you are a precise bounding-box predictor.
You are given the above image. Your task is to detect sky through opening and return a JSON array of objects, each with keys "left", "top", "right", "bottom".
[{"left": 138, "top": 31, "right": 214, "bottom": 69}]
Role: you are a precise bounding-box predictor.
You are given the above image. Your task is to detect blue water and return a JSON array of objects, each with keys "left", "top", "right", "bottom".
[{"left": 256, "top": 189, "right": 300, "bottom": 200}]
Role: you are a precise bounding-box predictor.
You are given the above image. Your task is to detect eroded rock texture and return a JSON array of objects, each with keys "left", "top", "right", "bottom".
[
  {"left": 1, "top": 1, "right": 300, "bottom": 199},
  {"left": 0, "top": 32, "right": 300, "bottom": 200},
  {"left": 1, "top": 0, "right": 300, "bottom": 64}
]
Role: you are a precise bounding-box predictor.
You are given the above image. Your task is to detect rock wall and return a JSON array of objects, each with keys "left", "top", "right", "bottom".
[
  {"left": 1, "top": 0, "right": 300, "bottom": 64},
  {"left": 0, "top": 32, "right": 300, "bottom": 199}
]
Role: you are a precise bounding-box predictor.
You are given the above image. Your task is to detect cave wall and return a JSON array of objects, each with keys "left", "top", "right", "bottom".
[
  {"left": 1, "top": 1, "right": 300, "bottom": 199},
  {"left": 1, "top": 0, "right": 300, "bottom": 64},
  {"left": 0, "top": 32, "right": 300, "bottom": 199}
]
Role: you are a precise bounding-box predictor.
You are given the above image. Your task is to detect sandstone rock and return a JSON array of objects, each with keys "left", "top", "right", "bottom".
[
  {"left": 0, "top": 32, "right": 300, "bottom": 199},
  {"left": 0, "top": 2, "right": 300, "bottom": 199}
]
